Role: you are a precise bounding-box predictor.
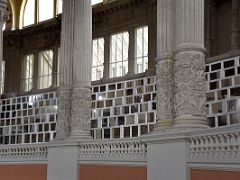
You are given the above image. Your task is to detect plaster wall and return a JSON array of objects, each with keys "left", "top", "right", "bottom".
[
  {"left": 0, "top": 164, "right": 47, "bottom": 180},
  {"left": 191, "top": 169, "right": 240, "bottom": 180},
  {"left": 79, "top": 165, "right": 147, "bottom": 180}
]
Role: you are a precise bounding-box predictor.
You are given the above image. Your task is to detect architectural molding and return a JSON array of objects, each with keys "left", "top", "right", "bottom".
[
  {"left": 78, "top": 139, "right": 147, "bottom": 162},
  {"left": 0, "top": 144, "right": 48, "bottom": 162},
  {"left": 188, "top": 124, "right": 240, "bottom": 164}
]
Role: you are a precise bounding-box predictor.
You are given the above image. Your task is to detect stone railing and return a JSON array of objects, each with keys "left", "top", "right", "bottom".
[
  {"left": 78, "top": 138, "right": 147, "bottom": 162},
  {"left": 0, "top": 143, "right": 48, "bottom": 162},
  {"left": 0, "top": 138, "right": 146, "bottom": 163},
  {"left": 188, "top": 124, "right": 240, "bottom": 163}
]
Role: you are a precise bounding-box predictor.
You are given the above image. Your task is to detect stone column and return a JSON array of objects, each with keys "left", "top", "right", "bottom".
[
  {"left": 56, "top": 0, "right": 74, "bottom": 140},
  {"left": 231, "top": 0, "right": 240, "bottom": 50},
  {"left": 153, "top": 0, "right": 175, "bottom": 132},
  {"left": 57, "top": 0, "right": 92, "bottom": 140},
  {"left": 0, "top": 0, "right": 8, "bottom": 95},
  {"left": 70, "top": 0, "right": 92, "bottom": 139},
  {"left": 173, "top": 0, "right": 208, "bottom": 129}
]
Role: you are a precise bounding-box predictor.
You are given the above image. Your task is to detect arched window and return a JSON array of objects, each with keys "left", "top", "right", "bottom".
[
  {"left": 23, "top": 0, "right": 35, "bottom": 27},
  {"left": 92, "top": 0, "right": 103, "bottom": 5},
  {"left": 21, "top": 0, "right": 63, "bottom": 28},
  {"left": 57, "top": 0, "right": 63, "bottom": 14},
  {"left": 39, "top": 0, "right": 54, "bottom": 22}
]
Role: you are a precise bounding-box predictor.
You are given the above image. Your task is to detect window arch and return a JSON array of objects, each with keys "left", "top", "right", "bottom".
[{"left": 21, "top": 0, "right": 63, "bottom": 28}]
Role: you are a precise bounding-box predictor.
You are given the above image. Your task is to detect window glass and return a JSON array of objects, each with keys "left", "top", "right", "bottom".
[
  {"left": 21, "top": 54, "right": 34, "bottom": 92},
  {"left": 92, "top": 38, "right": 104, "bottom": 81},
  {"left": 38, "top": 50, "right": 54, "bottom": 89},
  {"left": 110, "top": 32, "right": 129, "bottom": 77},
  {"left": 57, "top": 0, "right": 63, "bottom": 14},
  {"left": 92, "top": 0, "right": 103, "bottom": 5},
  {"left": 23, "top": 0, "right": 35, "bottom": 27},
  {"left": 39, "top": 0, "right": 54, "bottom": 22},
  {"left": 136, "top": 26, "right": 148, "bottom": 73}
]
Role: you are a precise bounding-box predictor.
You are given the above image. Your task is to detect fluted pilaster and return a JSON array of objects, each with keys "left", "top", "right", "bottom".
[
  {"left": 173, "top": 0, "right": 208, "bottom": 129},
  {"left": 153, "top": 0, "right": 175, "bottom": 132}
]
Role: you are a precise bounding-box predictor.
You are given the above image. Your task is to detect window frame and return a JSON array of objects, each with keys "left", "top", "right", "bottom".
[
  {"left": 110, "top": 31, "right": 129, "bottom": 78},
  {"left": 92, "top": 37, "right": 105, "bottom": 81},
  {"left": 21, "top": 0, "right": 62, "bottom": 28},
  {"left": 135, "top": 26, "right": 148, "bottom": 74},
  {"left": 37, "top": 49, "right": 54, "bottom": 89},
  {"left": 21, "top": 54, "right": 35, "bottom": 92},
  {"left": 20, "top": 48, "right": 59, "bottom": 92}
]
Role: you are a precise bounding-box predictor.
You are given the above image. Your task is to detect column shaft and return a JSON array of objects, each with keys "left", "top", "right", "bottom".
[
  {"left": 173, "top": 0, "right": 208, "bottom": 129},
  {"left": 56, "top": 0, "right": 75, "bottom": 140},
  {"left": 154, "top": 0, "right": 175, "bottom": 131},
  {"left": 56, "top": 0, "right": 92, "bottom": 140},
  {"left": 70, "top": 0, "right": 92, "bottom": 139}
]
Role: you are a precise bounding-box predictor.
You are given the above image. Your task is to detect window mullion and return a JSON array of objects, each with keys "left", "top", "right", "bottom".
[{"left": 35, "top": 0, "right": 38, "bottom": 24}]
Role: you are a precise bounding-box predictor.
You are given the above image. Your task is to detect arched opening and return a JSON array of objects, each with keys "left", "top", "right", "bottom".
[
  {"left": 23, "top": 0, "right": 35, "bottom": 27},
  {"left": 92, "top": 0, "right": 103, "bottom": 5},
  {"left": 20, "top": 0, "right": 63, "bottom": 28}
]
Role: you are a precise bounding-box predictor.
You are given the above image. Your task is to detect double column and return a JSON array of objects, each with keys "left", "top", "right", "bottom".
[
  {"left": 0, "top": 0, "right": 8, "bottom": 95},
  {"left": 155, "top": 0, "right": 208, "bottom": 131},
  {"left": 56, "top": 0, "right": 92, "bottom": 140}
]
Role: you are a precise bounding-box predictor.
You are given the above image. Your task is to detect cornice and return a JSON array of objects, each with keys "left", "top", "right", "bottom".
[{"left": 93, "top": 0, "right": 150, "bottom": 18}]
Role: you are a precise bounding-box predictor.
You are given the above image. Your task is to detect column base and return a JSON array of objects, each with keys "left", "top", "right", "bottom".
[
  {"left": 172, "top": 115, "right": 209, "bottom": 129},
  {"left": 55, "top": 132, "right": 70, "bottom": 141},
  {"left": 152, "top": 119, "right": 174, "bottom": 133},
  {"left": 68, "top": 130, "right": 92, "bottom": 141}
]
